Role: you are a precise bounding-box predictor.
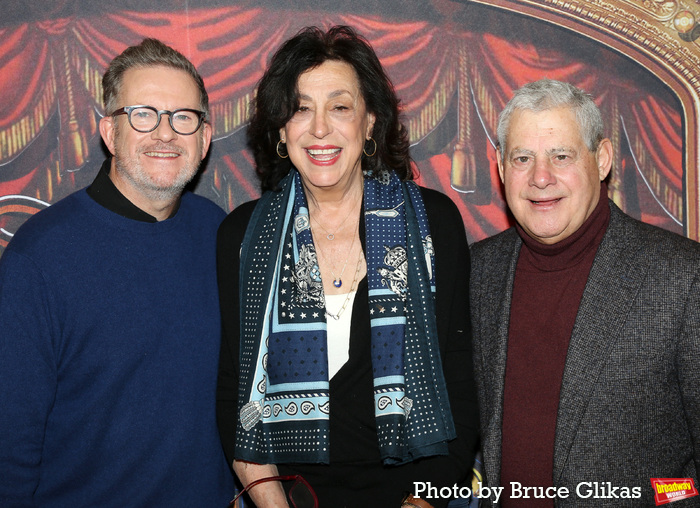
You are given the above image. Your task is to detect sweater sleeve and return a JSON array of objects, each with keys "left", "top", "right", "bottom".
[
  {"left": 0, "top": 250, "right": 59, "bottom": 506},
  {"left": 216, "top": 201, "right": 258, "bottom": 466}
]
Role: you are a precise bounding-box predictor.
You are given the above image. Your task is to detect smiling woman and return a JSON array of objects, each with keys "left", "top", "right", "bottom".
[
  {"left": 216, "top": 25, "right": 479, "bottom": 508},
  {"left": 279, "top": 59, "right": 374, "bottom": 197}
]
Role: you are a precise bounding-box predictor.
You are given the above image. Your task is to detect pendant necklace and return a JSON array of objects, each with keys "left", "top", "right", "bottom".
[
  {"left": 313, "top": 214, "right": 359, "bottom": 288},
  {"left": 325, "top": 251, "right": 364, "bottom": 320}
]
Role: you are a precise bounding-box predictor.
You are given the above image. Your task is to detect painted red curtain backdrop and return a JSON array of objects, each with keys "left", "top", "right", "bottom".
[
  {"left": 628, "top": 96, "right": 683, "bottom": 228},
  {"left": 0, "top": 24, "right": 54, "bottom": 187},
  {"left": 0, "top": 6, "right": 684, "bottom": 254}
]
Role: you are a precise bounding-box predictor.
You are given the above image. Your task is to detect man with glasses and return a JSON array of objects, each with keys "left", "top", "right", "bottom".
[{"left": 0, "top": 39, "right": 234, "bottom": 507}]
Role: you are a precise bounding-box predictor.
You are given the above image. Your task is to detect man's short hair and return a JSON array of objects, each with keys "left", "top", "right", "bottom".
[
  {"left": 102, "top": 38, "right": 209, "bottom": 117},
  {"left": 497, "top": 78, "right": 604, "bottom": 158}
]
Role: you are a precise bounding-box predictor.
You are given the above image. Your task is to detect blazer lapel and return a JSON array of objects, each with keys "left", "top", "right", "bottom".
[{"left": 553, "top": 203, "right": 653, "bottom": 481}]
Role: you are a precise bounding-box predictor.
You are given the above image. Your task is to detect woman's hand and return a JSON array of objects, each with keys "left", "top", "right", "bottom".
[
  {"left": 401, "top": 494, "right": 435, "bottom": 508},
  {"left": 233, "top": 460, "right": 290, "bottom": 507}
]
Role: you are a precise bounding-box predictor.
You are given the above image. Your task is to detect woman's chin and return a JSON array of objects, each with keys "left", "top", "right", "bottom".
[{"left": 297, "top": 166, "right": 362, "bottom": 192}]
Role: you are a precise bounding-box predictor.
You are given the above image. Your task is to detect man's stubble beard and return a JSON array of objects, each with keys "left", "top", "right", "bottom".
[{"left": 112, "top": 122, "right": 203, "bottom": 203}]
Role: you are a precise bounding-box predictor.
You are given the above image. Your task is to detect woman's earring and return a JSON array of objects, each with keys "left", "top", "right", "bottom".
[
  {"left": 276, "top": 139, "right": 289, "bottom": 159},
  {"left": 363, "top": 137, "right": 377, "bottom": 157}
]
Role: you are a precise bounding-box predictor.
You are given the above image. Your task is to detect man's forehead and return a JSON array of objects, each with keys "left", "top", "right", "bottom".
[
  {"left": 511, "top": 106, "right": 577, "bottom": 125},
  {"left": 118, "top": 66, "right": 200, "bottom": 106},
  {"left": 508, "top": 108, "right": 583, "bottom": 141}
]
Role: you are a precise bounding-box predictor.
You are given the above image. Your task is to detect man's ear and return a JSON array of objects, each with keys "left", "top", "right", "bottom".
[
  {"left": 200, "top": 122, "right": 212, "bottom": 160},
  {"left": 496, "top": 146, "right": 505, "bottom": 184},
  {"left": 99, "top": 116, "right": 116, "bottom": 156},
  {"left": 596, "top": 138, "right": 613, "bottom": 181}
]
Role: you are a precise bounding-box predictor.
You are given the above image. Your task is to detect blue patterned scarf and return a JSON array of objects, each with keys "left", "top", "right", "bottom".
[{"left": 235, "top": 169, "right": 455, "bottom": 465}]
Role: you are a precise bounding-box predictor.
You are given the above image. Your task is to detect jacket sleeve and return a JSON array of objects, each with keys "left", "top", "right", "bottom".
[
  {"left": 424, "top": 188, "right": 480, "bottom": 482},
  {"left": 468, "top": 240, "right": 486, "bottom": 436},
  {"left": 216, "top": 201, "right": 257, "bottom": 466},
  {"left": 440, "top": 212, "right": 479, "bottom": 475},
  {"left": 678, "top": 268, "right": 700, "bottom": 478}
]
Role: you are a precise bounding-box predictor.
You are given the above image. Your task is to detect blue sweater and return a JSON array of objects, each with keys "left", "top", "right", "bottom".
[{"left": 0, "top": 189, "right": 234, "bottom": 507}]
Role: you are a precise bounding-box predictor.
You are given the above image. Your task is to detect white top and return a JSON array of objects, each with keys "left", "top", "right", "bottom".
[{"left": 325, "top": 291, "right": 356, "bottom": 379}]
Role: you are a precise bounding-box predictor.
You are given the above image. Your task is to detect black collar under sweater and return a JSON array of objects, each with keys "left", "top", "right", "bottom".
[{"left": 86, "top": 158, "right": 179, "bottom": 222}]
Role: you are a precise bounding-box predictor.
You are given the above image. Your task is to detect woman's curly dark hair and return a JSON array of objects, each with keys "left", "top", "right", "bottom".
[{"left": 247, "top": 25, "right": 413, "bottom": 192}]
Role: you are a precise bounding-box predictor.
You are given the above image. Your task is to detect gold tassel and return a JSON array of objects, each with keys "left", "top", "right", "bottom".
[
  {"left": 608, "top": 95, "right": 625, "bottom": 209},
  {"left": 67, "top": 120, "right": 87, "bottom": 168},
  {"left": 451, "top": 40, "right": 475, "bottom": 192}
]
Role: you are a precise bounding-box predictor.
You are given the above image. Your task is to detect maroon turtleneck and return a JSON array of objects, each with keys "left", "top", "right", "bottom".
[{"left": 499, "top": 184, "right": 610, "bottom": 507}]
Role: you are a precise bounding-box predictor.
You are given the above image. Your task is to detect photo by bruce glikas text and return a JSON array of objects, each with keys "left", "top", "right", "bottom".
[{"left": 412, "top": 481, "right": 642, "bottom": 503}]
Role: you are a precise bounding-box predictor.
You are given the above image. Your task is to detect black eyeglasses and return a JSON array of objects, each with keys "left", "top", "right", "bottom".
[
  {"left": 228, "top": 475, "right": 318, "bottom": 508},
  {"left": 111, "top": 105, "right": 206, "bottom": 135}
]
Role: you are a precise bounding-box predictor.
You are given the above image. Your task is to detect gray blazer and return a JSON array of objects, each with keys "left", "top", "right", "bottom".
[{"left": 470, "top": 201, "right": 700, "bottom": 506}]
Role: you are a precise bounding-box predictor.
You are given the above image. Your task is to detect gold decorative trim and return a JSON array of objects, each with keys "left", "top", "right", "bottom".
[
  {"left": 0, "top": 77, "right": 56, "bottom": 161},
  {"left": 209, "top": 92, "right": 255, "bottom": 137},
  {"left": 405, "top": 57, "right": 458, "bottom": 143}
]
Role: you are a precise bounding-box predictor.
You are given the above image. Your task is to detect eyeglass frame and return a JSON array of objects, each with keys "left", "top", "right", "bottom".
[
  {"left": 110, "top": 105, "right": 207, "bottom": 135},
  {"left": 228, "top": 474, "right": 318, "bottom": 508}
]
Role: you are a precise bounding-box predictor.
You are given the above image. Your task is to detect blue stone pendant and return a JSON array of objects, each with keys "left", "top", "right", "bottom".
[{"left": 333, "top": 279, "right": 342, "bottom": 288}]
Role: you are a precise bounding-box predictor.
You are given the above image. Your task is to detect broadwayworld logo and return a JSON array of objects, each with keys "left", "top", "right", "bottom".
[{"left": 651, "top": 478, "right": 699, "bottom": 505}]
